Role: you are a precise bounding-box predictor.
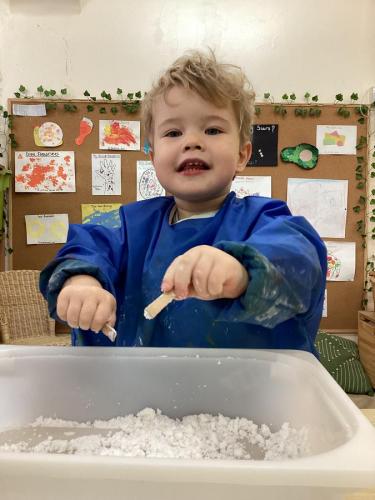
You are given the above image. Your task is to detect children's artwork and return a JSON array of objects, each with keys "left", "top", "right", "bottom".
[
  {"left": 33, "top": 122, "right": 63, "bottom": 147},
  {"left": 99, "top": 120, "right": 140, "bottom": 150},
  {"left": 325, "top": 241, "right": 355, "bottom": 281},
  {"left": 322, "top": 289, "right": 327, "bottom": 318},
  {"left": 92, "top": 154, "right": 121, "bottom": 195},
  {"left": 287, "top": 178, "right": 348, "bottom": 238},
  {"left": 81, "top": 204, "right": 122, "bottom": 229},
  {"left": 25, "top": 214, "right": 69, "bottom": 244},
  {"left": 75, "top": 117, "right": 93, "bottom": 146},
  {"left": 231, "top": 176, "right": 271, "bottom": 198},
  {"left": 280, "top": 143, "right": 319, "bottom": 170},
  {"left": 137, "top": 161, "right": 165, "bottom": 200},
  {"left": 316, "top": 125, "right": 357, "bottom": 155},
  {"left": 15, "top": 151, "right": 75, "bottom": 192},
  {"left": 248, "top": 124, "right": 278, "bottom": 166}
]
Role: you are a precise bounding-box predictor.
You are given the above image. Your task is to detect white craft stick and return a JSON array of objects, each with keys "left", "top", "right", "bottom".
[
  {"left": 102, "top": 323, "right": 117, "bottom": 342},
  {"left": 144, "top": 292, "right": 175, "bottom": 320}
]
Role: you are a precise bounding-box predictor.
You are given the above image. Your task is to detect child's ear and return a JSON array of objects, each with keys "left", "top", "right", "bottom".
[{"left": 236, "top": 141, "right": 252, "bottom": 173}]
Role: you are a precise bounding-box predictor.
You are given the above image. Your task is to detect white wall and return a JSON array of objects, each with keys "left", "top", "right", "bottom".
[{"left": 0, "top": 0, "right": 374, "bottom": 102}]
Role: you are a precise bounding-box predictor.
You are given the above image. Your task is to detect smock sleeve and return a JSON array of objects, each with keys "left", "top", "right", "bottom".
[
  {"left": 214, "top": 200, "right": 327, "bottom": 328},
  {"left": 40, "top": 222, "right": 127, "bottom": 320}
]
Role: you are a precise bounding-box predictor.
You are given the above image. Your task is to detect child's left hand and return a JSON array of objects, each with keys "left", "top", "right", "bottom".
[{"left": 161, "top": 245, "right": 249, "bottom": 300}]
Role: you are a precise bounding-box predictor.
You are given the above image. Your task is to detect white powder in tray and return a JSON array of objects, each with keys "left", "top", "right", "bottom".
[{"left": 0, "top": 408, "right": 309, "bottom": 461}]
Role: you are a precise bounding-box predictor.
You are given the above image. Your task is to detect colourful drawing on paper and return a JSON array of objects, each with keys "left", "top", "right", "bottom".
[
  {"left": 33, "top": 122, "right": 63, "bottom": 147},
  {"left": 75, "top": 117, "right": 93, "bottom": 146},
  {"left": 323, "top": 130, "right": 345, "bottom": 147},
  {"left": 136, "top": 161, "right": 165, "bottom": 200},
  {"left": 15, "top": 151, "right": 75, "bottom": 192},
  {"left": 327, "top": 253, "right": 342, "bottom": 280},
  {"left": 81, "top": 204, "right": 122, "bottom": 228},
  {"left": 99, "top": 120, "right": 140, "bottom": 150},
  {"left": 25, "top": 214, "right": 69, "bottom": 244}
]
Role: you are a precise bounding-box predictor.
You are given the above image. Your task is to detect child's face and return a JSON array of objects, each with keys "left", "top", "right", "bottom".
[{"left": 150, "top": 86, "right": 251, "bottom": 211}]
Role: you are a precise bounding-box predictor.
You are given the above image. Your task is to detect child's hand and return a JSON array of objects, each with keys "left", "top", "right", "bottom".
[
  {"left": 56, "top": 275, "right": 116, "bottom": 333},
  {"left": 161, "top": 245, "right": 249, "bottom": 300}
]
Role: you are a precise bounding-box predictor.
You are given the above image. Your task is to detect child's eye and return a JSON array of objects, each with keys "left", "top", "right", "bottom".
[
  {"left": 165, "top": 130, "right": 182, "bottom": 137},
  {"left": 206, "top": 128, "right": 222, "bottom": 135}
]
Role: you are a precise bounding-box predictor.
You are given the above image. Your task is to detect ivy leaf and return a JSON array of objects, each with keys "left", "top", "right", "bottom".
[
  {"left": 87, "top": 104, "right": 94, "bottom": 112},
  {"left": 358, "top": 117, "right": 365, "bottom": 124},
  {"left": 289, "top": 93, "right": 296, "bottom": 101},
  {"left": 263, "top": 92, "right": 270, "bottom": 99},
  {"left": 99, "top": 107, "right": 106, "bottom": 113},
  {"left": 110, "top": 106, "right": 118, "bottom": 114},
  {"left": 61, "top": 88, "right": 67, "bottom": 95},
  {"left": 14, "top": 92, "right": 21, "bottom": 98},
  {"left": 83, "top": 90, "right": 91, "bottom": 97},
  {"left": 44, "top": 90, "right": 50, "bottom": 97},
  {"left": 353, "top": 205, "right": 361, "bottom": 213},
  {"left": 19, "top": 85, "right": 26, "bottom": 92},
  {"left": 311, "top": 95, "right": 319, "bottom": 102},
  {"left": 49, "top": 89, "right": 56, "bottom": 96},
  {"left": 335, "top": 93, "right": 343, "bottom": 101},
  {"left": 127, "top": 93, "right": 134, "bottom": 100},
  {"left": 281, "top": 93, "right": 288, "bottom": 100},
  {"left": 356, "top": 181, "right": 365, "bottom": 189},
  {"left": 135, "top": 91, "right": 142, "bottom": 98},
  {"left": 350, "top": 92, "right": 358, "bottom": 101},
  {"left": 37, "top": 85, "right": 44, "bottom": 93},
  {"left": 3, "top": 111, "right": 8, "bottom": 118},
  {"left": 117, "top": 88, "right": 123, "bottom": 95},
  {"left": 304, "top": 92, "right": 310, "bottom": 100}
]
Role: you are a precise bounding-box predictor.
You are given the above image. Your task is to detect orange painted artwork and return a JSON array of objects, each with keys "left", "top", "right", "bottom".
[
  {"left": 75, "top": 117, "right": 93, "bottom": 146},
  {"left": 99, "top": 120, "right": 140, "bottom": 151},
  {"left": 15, "top": 151, "right": 76, "bottom": 192}
]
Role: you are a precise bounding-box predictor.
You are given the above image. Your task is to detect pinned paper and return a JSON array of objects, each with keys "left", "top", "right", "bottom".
[
  {"left": 15, "top": 151, "right": 75, "bottom": 192},
  {"left": 92, "top": 154, "right": 121, "bottom": 195},
  {"left": 231, "top": 176, "right": 271, "bottom": 198},
  {"left": 99, "top": 120, "right": 140, "bottom": 150},
  {"left": 325, "top": 241, "right": 356, "bottom": 281},
  {"left": 75, "top": 117, "right": 93, "bottom": 146},
  {"left": 82, "top": 204, "right": 121, "bottom": 228},
  {"left": 316, "top": 125, "right": 357, "bottom": 155},
  {"left": 137, "top": 161, "right": 165, "bottom": 200},
  {"left": 33, "top": 122, "right": 63, "bottom": 147},
  {"left": 25, "top": 214, "right": 69, "bottom": 244},
  {"left": 12, "top": 103, "right": 47, "bottom": 116},
  {"left": 248, "top": 124, "right": 278, "bottom": 166},
  {"left": 287, "top": 178, "right": 348, "bottom": 238},
  {"left": 322, "top": 289, "right": 327, "bottom": 318}
]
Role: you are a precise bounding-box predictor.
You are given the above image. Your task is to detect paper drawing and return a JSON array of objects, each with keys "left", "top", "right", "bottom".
[
  {"left": 92, "top": 154, "right": 121, "bottom": 195},
  {"left": 231, "top": 176, "right": 271, "bottom": 198},
  {"left": 325, "top": 241, "right": 355, "bottom": 281},
  {"left": 316, "top": 125, "right": 357, "bottom": 155},
  {"left": 248, "top": 124, "right": 278, "bottom": 167},
  {"left": 137, "top": 161, "right": 165, "bottom": 201},
  {"left": 15, "top": 151, "right": 75, "bottom": 192},
  {"left": 25, "top": 214, "right": 69, "bottom": 244},
  {"left": 75, "top": 117, "right": 93, "bottom": 146},
  {"left": 81, "top": 204, "right": 122, "bottom": 229},
  {"left": 287, "top": 178, "right": 348, "bottom": 238},
  {"left": 99, "top": 120, "right": 140, "bottom": 150},
  {"left": 33, "top": 122, "right": 63, "bottom": 147}
]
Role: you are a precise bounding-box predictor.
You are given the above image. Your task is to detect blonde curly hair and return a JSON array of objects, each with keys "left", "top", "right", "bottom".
[{"left": 142, "top": 50, "right": 255, "bottom": 147}]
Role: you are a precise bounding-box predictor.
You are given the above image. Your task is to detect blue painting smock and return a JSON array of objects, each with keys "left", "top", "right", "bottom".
[{"left": 40, "top": 193, "right": 327, "bottom": 354}]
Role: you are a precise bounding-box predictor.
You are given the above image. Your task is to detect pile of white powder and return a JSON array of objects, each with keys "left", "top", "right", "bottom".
[{"left": 0, "top": 408, "right": 309, "bottom": 461}]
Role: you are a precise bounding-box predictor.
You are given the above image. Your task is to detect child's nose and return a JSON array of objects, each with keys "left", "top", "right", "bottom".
[{"left": 183, "top": 134, "right": 203, "bottom": 151}]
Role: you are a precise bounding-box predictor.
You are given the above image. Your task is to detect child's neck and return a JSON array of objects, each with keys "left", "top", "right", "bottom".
[{"left": 175, "top": 193, "right": 228, "bottom": 220}]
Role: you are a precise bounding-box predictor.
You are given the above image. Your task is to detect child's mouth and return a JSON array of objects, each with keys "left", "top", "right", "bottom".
[{"left": 177, "top": 159, "right": 210, "bottom": 176}]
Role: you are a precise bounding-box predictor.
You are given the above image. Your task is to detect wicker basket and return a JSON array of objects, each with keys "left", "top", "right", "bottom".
[{"left": 0, "top": 270, "right": 70, "bottom": 346}]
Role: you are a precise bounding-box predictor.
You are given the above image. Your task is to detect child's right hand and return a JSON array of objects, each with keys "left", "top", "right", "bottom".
[{"left": 56, "top": 275, "right": 116, "bottom": 334}]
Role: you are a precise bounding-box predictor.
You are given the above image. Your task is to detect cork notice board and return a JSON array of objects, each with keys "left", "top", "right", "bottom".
[{"left": 8, "top": 100, "right": 368, "bottom": 331}]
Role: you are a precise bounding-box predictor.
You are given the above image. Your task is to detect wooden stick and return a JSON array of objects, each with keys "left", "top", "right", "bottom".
[
  {"left": 102, "top": 323, "right": 117, "bottom": 342},
  {"left": 144, "top": 292, "right": 175, "bottom": 320}
]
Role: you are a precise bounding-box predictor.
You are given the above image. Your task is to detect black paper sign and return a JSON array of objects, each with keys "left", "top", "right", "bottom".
[{"left": 248, "top": 124, "right": 278, "bottom": 167}]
